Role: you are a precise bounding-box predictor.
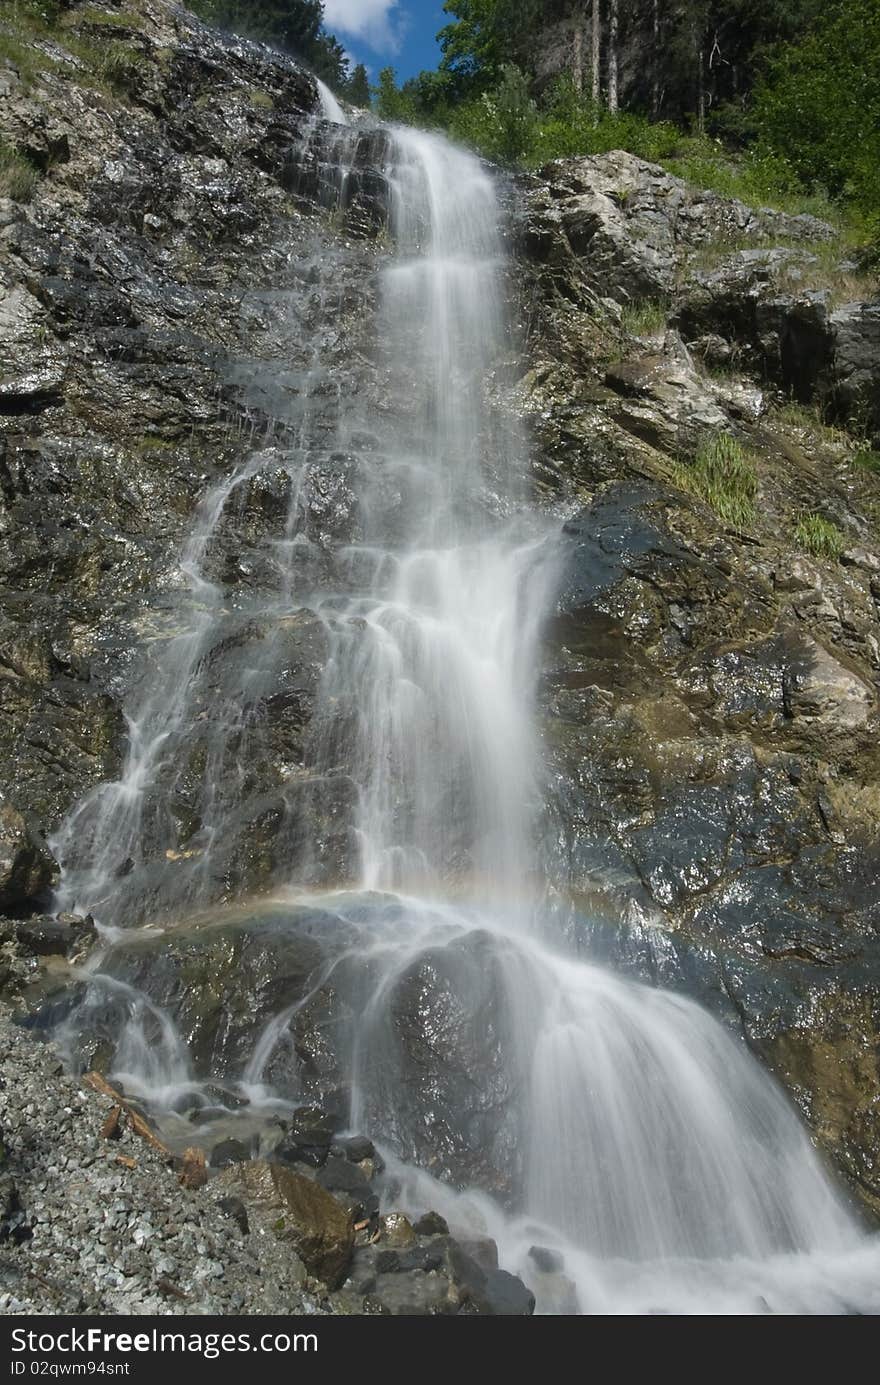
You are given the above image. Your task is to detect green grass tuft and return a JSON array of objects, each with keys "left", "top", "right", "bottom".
[
  {"left": 794, "top": 512, "right": 845, "bottom": 558},
  {"left": 622, "top": 299, "right": 668, "bottom": 337},
  {"left": 60, "top": 6, "right": 140, "bottom": 28},
  {"left": 853, "top": 447, "right": 880, "bottom": 475},
  {"left": 0, "top": 138, "right": 39, "bottom": 201},
  {"left": 673, "top": 432, "right": 758, "bottom": 531}
]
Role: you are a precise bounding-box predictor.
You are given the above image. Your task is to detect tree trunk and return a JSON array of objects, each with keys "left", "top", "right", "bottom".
[
  {"left": 698, "top": 44, "right": 705, "bottom": 133},
  {"left": 607, "top": 0, "right": 619, "bottom": 112},
  {"left": 652, "top": 0, "right": 660, "bottom": 119},
  {"left": 591, "top": 0, "right": 601, "bottom": 111},
  {"left": 573, "top": 16, "right": 584, "bottom": 94}
]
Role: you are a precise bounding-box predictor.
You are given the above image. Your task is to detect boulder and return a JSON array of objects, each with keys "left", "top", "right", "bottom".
[
  {"left": 676, "top": 250, "right": 833, "bottom": 399},
  {"left": 11, "top": 913, "right": 94, "bottom": 959},
  {"left": 604, "top": 346, "right": 729, "bottom": 453},
  {"left": 825, "top": 302, "right": 880, "bottom": 431},
  {"left": 275, "top": 1105, "right": 335, "bottom": 1169},
  {"left": 0, "top": 806, "right": 58, "bottom": 912},
  {"left": 216, "top": 1160, "right": 354, "bottom": 1287},
  {"left": 526, "top": 151, "right": 834, "bottom": 303},
  {"left": 784, "top": 638, "right": 874, "bottom": 731}
]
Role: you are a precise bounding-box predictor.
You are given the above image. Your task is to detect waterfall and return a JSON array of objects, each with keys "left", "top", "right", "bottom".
[
  {"left": 48, "top": 115, "right": 880, "bottom": 1314},
  {"left": 315, "top": 76, "right": 348, "bottom": 126}
]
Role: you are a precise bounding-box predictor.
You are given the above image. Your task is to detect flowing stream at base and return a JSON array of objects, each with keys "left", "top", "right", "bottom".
[{"left": 48, "top": 109, "right": 880, "bottom": 1314}]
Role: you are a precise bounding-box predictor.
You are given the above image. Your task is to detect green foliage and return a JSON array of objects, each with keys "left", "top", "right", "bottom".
[
  {"left": 674, "top": 433, "right": 759, "bottom": 531},
  {"left": 438, "top": 0, "right": 545, "bottom": 84},
  {"left": 345, "top": 62, "right": 370, "bottom": 109},
  {"left": 752, "top": 0, "right": 880, "bottom": 218},
  {"left": 0, "top": 138, "right": 39, "bottom": 202},
  {"left": 622, "top": 300, "right": 669, "bottom": 337},
  {"left": 63, "top": 6, "right": 140, "bottom": 27},
  {"left": 794, "top": 512, "right": 845, "bottom": 558},
  {"left": 450, "top": 63, "right": 536, "bottom": 164},
  {"left": 853, "top": 448, "right": 880, "bottom": 476},
  {"left": 374, "top": 67, "right": 416, "bottom": 123}
]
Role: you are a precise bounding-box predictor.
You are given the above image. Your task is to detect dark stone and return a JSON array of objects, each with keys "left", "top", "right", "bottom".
[
  {"left": 339, "top": 1134, "right": 374, "bottom": 1163},
  {"left": 0, "top": 806, "right": 58, "bottom": 913},
  {"left": 477, "top": 1270, "right": 537, "bottom": 1316},
  {"left": 209, "top": 1139, "right": 252, "bottom": 1169},
  {"left": 413, "top": 1210, "right": 449, "bottom": 1236},
  {"left": 457, "top": 1237, "right": 499, "bottom": 1272},
  {"left": 275, "top": 1104, "right": 336, "bottom": 1168},
  {"left": 315, "top": 1156, "right": 379, "bottom": 1220},
  {"left": 217, "top": 1195, "right": 249, "bottom": 1235},
  {"left": 447, "top": 1243, "right": 534, "bottom": 1316},
  {"left": 14, "top": 915, "right": 94, "bottom": 958},
  {"left": 0, "top": 1172, "right": 32, "bottom": 1246},
  {"left": 528, "top": 1245, "right": 564, "bottom": 1273}
]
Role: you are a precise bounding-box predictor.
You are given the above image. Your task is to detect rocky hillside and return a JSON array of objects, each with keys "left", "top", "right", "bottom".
[
  {"left": 520, "top": 151, "right": 880, "bottom": 1216},
  {"left": 1, "top": 0, "right": 879, "bottom": 1307}
]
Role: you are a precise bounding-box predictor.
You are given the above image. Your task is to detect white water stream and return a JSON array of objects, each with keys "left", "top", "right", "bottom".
[{"left": 49, "top": 115, "right": 880, "bottom": 1314}]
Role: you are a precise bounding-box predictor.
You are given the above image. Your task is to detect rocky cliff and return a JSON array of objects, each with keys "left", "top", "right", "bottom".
[
  {"left": 520, "top": 151, "right": 880, "bottom": 1216},
  {"left": 1, "top": 0, "right": 879, "bottom": 1298}
]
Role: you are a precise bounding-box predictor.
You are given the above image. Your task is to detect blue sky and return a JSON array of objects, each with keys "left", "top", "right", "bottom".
[{"left": 323, "top": 1, "right": 447, "bottom": 81}]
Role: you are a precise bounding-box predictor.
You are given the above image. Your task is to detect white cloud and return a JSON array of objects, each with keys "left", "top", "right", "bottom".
[{"left": 323, "top": 0, "right": 405, "bottom": 53}]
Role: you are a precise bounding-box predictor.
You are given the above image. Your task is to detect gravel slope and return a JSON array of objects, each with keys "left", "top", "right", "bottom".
[{"left": 0, "top": 1006, "right": 325, "bottom": 1316}]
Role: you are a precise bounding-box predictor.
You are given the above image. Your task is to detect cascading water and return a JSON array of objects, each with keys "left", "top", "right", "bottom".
[{"left": 48, "top": 110, "right": 880, "bottom": 1314}]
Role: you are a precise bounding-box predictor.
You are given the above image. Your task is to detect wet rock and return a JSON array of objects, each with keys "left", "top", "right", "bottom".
[
  {"left": 338, "top": 1134, "right": 374, "bottom": 1163},
  {"left": 528, "top": 1245, "right": 564, "bottom": 1273},
  {"left": 357, "top": 929, "right": 522, "bottom": 1194},
  {"left": 0, "top": 806, "right": 58, "bottom": 911},
  {"left": 784, "top": 638, "right": 873, "bottom": 730},
  {"left": 275, "top": 1106, "right": 335, "bottom": 1169},
  {"left": 209, "top": 1139, "right": 252, "bottom": 1169},
  {"left": 412, "top": 1210, "right": 449, "bottom": 1236},
  {"left": 457, "top": 1237, "right": 499, "bottom": 1272},
  {"left": 448, "top": 1244, "right": 535, "bottom": 1316},
  {"left": 316, "top": 1157, "right": 379, "bottom": 1220},
  {"left": 380, "top": 1212, "right": 416, "bottom": 1248},
  {"left": 217, "top": 1160, "right": 353, "bottom": 1287},
  {"left": 367, "top": 1269, "right": 458, "bottom": 1315},
  {"left": 11, "top": 913, "right": 94, "bottom": 958}
]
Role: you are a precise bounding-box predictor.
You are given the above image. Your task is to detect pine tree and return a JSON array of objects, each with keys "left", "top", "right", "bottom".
[{"left": 347, "top": 62, "right": 371, "bottom": 108}]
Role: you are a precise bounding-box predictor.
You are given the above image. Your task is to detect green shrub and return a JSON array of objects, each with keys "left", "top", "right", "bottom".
[
  {"left": 99, "top": 40, "right": 138, "bottom": 87},
  {"left": 853, "top": 447, "right": 880, "bottom": 475},
  {"left": 622, "top": 299, "right": 668, "bottom": 337},
  {"left": 0, "top": 139, "right": 39, "bottom": 202},
  {"left": 794, "top": 512, "right": 845, "bottom": 558},
  {"left": 449, "top": 64, "right": 537, "bottom": 165},
  {"left": 752, "top": 0, "right": 880, "bottom": 221},
  {"left": 674, "top": 433, "right": 758, "bottom": 531}
]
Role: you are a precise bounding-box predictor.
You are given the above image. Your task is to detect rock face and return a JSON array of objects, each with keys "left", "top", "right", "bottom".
[
  {"left": 0, "top": 804, "right": 57, "bottom": 911},
  {"left": 520, "top": 153, "right": 880, "bottom": 1216},
  {"left": 524, "top": 150, "right": 877, "bottom": 431},
  {"left": 0, "top": 0, "right": 378, "bottom": 880}
]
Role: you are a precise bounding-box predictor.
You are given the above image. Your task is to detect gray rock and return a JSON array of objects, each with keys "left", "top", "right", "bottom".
[
  {"left": 827, "top": 302, "right": 880, "bottom": 430},
  {"left": 215, "top": 1159, "right": 353, "bottom": 1288},
  {"left": 0, "top": 805, "right": 58, "bottom": 911}
]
